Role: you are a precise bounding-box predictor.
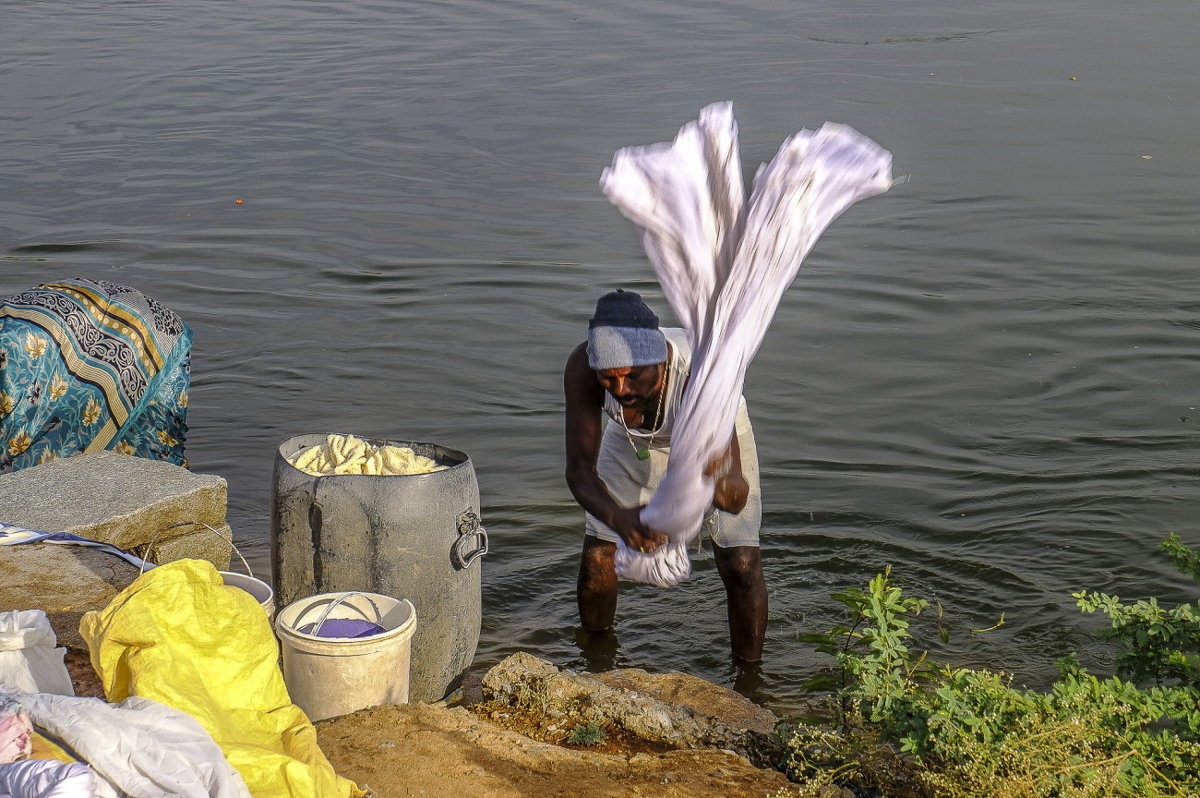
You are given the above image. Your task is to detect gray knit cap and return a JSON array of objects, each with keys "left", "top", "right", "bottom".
[{"left": 586, "top": 289, "right": 668, "bottom": 370}]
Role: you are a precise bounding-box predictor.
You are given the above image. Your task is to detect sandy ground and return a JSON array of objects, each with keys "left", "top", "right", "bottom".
[
  {"left": 65, "top": 651, "right": 794, "bottom": 797},
  {"left": 316, "top": 701, "right": 793, "bottom": 798}
]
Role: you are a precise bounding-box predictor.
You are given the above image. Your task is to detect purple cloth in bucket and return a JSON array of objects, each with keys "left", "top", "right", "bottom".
[{"left": 298, "top": 618, "right": 386, "bottom": 638}]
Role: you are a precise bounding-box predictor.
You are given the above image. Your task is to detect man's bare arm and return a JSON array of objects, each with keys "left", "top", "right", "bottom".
[{"left": 564, "top": 342, "right": 666, "bottom": 550}]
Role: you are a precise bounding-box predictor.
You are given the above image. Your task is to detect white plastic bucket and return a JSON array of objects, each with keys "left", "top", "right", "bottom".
[
  {"left": 275, "top": 591, "right": 417, "bottom": 721},
  {"left": 142, "top": 521, "right": 275, "bottom": 619},
  {"left": 221, "top": 571, "right": 275, "bottom": 618}
]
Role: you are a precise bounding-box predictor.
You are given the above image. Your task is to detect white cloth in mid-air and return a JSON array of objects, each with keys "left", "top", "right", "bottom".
[
  {"left": 600, "top": 102, "right": 893, "bottom": 586},
  {"left": 586, "top": 329, "right": 762, "bottom": 587}
]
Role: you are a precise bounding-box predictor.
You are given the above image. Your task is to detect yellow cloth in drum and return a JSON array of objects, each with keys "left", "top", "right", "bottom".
[{"left": 79, "top": 559, "right": 363, "bottom": 798}]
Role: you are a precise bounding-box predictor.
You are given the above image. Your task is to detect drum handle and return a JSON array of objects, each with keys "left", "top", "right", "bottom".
[{"left": 453, "top": 510, "right": 488, "bottom": 569}]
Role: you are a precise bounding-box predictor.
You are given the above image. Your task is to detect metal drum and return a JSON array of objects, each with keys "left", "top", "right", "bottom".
[{"left": 271, "top": 433, "right": 487, "bottom": 703}]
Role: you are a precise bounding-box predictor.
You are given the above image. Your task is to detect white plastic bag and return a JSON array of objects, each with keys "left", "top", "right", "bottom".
[{"left": 0, "top": 612, "right": 73, "bottom": 697}]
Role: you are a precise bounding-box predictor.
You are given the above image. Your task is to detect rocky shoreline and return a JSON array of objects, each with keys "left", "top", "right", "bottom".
[
  {"left": 63, "top": 632, "right": 805, "bottom": 797},
  {"left": 2, "top": 452, "right": 822, "bottom": 797},
  {"left": 314, "top": 654, "right": 801, "bottom": 798}
]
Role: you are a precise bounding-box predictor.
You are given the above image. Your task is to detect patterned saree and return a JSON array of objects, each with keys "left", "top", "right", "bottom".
[{"left": 0, "top": 279, "right": 192, "bottom": 473}]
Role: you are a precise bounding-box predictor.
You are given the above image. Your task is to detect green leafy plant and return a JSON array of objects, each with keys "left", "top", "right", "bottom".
[
  {"left": 798, "top": 568, "right": 939, "bottom": 711},
  {"left": 789, "top": 537, "right": 1200, "bottom": 798},
  {"left": 1162, "top": 533, "right": 1200, "bottom": 581},
  {"left": 1075, "top": 534, "right": 1200, "bottom": 687}
]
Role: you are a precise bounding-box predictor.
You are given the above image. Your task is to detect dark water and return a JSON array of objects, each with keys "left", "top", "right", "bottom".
[{"left": 4, "top": 0, "right": 1198, "bottom": 715}]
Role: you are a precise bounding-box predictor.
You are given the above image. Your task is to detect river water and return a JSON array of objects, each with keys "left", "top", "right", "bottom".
[{"left": 3, "top": 0, "right": 1198, "bottom": 714}]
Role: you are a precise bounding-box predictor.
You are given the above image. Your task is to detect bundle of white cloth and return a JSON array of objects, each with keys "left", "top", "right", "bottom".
[
  {"left": 599, "top": 102, "right": 893, "bottom": 587},
  {"left": 0, "top": 690, "right": 251, "bottom": 798}
]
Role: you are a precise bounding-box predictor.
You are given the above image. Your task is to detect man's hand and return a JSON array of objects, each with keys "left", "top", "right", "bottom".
[{"left": 610, "top": 505, "right": 669, "bottom": 553}]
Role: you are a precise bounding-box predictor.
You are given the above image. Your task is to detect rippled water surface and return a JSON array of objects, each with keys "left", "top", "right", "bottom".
[{"left": 4, "top": 0, "right": 1198, "bottom": 714}]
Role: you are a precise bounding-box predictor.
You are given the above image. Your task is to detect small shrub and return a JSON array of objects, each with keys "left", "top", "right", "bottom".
[
  {"left": 567, "top": 721, "right": 607, "bottom": 746},
  {"left": 1075, "top": 534, "right": 1200, "bottom": 688},
  {"left": 511, "top": 675, "right": 550, "bottom": 715},
  {"left": 793, "top": 537, "right": 1200, "bottom": 798}
]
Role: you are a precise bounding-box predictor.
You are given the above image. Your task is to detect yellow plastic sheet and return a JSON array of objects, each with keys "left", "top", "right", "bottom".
[
  {"left": 28, "top": 732, "right": 79, "bottom": 765},
  {"left": 80, "top": 559, "right": 363, "bottom": 798}
]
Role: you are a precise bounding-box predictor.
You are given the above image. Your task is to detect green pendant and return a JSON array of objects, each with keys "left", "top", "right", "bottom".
[{"left": 636, "top": 448, "right": 651, "bottom": 460}]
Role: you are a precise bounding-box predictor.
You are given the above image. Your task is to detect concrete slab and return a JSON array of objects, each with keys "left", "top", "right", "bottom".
[{"left": 0, "top": 451, "right": 227, "bottom": 552}]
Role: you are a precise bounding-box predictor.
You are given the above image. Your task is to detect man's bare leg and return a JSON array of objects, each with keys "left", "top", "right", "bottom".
[
  {"left": 578, "top": 536, "right": 619, "bottom": 631},
  {"left": 714, "top": 544, "right": 767, "bottom": 662}
]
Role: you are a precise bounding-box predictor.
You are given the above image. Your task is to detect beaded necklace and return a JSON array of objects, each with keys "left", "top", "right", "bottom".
[{"left": 619, "top": 367, "right": 667, "bottom": 461}]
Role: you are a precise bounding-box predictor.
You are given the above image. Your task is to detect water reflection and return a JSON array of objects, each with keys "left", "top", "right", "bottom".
[
  {"left": 574, "top": 626, "right": 623, "bottom": 674},
  {"left": 730, "top": 660, "right": 769, "bottom": 706}
]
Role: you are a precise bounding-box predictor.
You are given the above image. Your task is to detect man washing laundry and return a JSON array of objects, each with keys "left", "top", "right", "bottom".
[
  {"left": 565, "top": 103, "right": 892, "bottom": 666},
  {"left": 563, "top": 288, "right": 767, "bottom": 662}
]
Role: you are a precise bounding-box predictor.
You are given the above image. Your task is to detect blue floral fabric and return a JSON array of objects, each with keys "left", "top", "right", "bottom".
[{"left": 0, "top": 279, "right": 192, "bottom": 473}]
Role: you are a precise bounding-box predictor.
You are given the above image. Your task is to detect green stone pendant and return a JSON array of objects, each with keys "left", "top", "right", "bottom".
[{"left": 636, "top": 448, "right": 651, "bottom": 460}]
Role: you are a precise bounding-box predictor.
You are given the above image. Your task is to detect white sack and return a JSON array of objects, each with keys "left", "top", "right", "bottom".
[
  {"left": 0, "top": 612, "right": 73, "bottom": 697},
  {"left": 600, "top": 102, "right": 892, "bottom": 585}
]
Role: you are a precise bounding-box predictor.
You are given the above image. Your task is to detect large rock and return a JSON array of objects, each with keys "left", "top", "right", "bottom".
[
  {"left": 0, "top": 452, "right": 234, "bottom": 648},
  {"left": 592, "top": 667, "right": 779, "bottom": 736},
  {"left": 480, "top": 652, "right": 785, "bottom": 770},
  {"left": 0, "top": 544, "right": 140, "bottom": 650},
  {"left": 0, "top": 452, "right": 229, "bottom": 558}
]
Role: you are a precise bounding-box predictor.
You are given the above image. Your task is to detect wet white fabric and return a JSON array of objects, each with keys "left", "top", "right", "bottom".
[
  {"left": 589, "top": 328, "right": 695, "bottom": 583},
  {"left": 590, "top": 332, "right": 762, "bottom": 585},
  {"left": 600, "top": 102, "right": 892, "bottom": 584},
  {"left": 1, "top": 689, "right": 251, "bottom": 798}
]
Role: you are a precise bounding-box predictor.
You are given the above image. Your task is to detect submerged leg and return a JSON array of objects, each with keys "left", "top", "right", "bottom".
[
  {"left": 714, "top": 543, "right": 767, "bottom": 663},
  {"left": 577, "top": 536, "right": 619, "bottom": 632}
]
